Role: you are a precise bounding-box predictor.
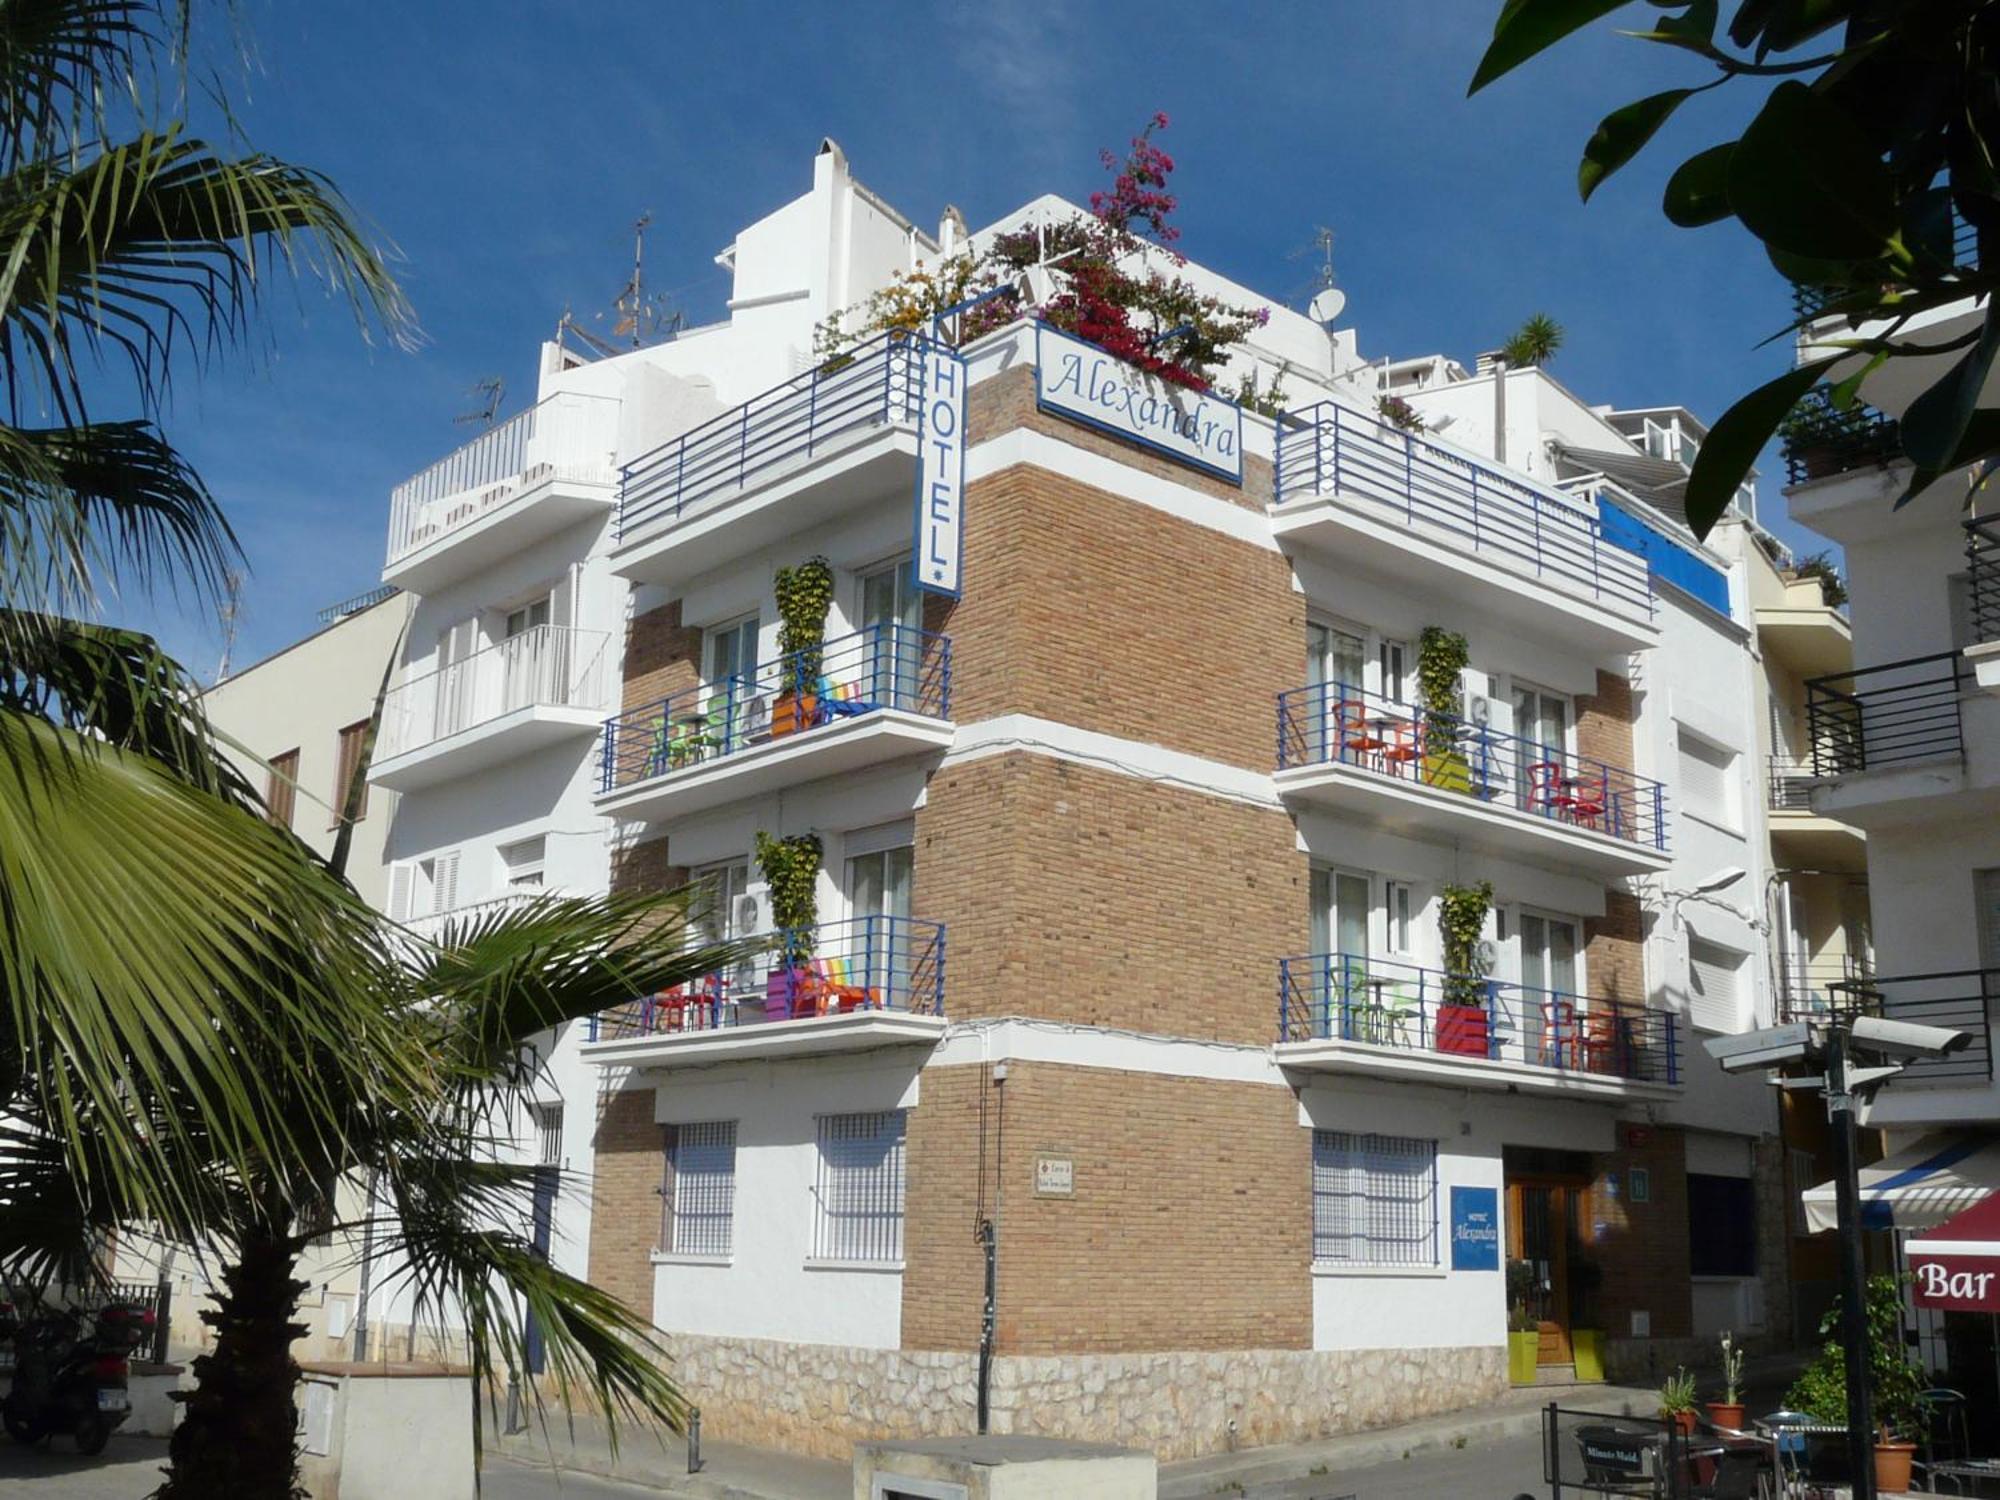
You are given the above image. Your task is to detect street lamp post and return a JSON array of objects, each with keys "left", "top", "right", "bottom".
[{"left": 1823, "top": 1027, "right": 1876, "bottom": 1500}]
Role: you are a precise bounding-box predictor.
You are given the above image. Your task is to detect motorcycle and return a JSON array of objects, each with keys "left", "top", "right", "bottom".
[{"left": 2, "top": 1300, "right": 154, "bottom": 1455}]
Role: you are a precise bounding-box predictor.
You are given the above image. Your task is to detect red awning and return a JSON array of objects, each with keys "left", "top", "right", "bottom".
[{"left": 1908, "top": 1192, "right": 2000, "bottom": 1312}]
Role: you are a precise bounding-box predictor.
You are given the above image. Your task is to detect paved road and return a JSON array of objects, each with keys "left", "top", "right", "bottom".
[{"left": 1243, "top": 1428, "right": 1547, "bottom": 1499}]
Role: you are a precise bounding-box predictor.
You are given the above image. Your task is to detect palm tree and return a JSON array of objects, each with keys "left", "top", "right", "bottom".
[
  {"left": 0, "top": 7, "right": 753, "bottom": 1493},
  {"left": 1500, "top": 312, "right": 1564, "bottom": 368}
]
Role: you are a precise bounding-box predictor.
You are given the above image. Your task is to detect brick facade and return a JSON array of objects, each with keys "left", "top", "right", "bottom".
[
  {"left": 1585, "top": 889, "right": 1646, "bottom": 1006},
  {"left": 586, "top": 1087, "right": 659, "bottom": 1321},
  {"left": 924, "top": 464, "right": 1300, "bottom": 771},
  {"left": 1588, "top": 1122, "right": 1693, "bottom": 1343},
  {"left": 621, "top": 600, "right": 703, "bottom": 714},
  {"left": 913, "top": 752, "right": 1307, "bottom": 1045},
  {"left": 1575, "top": 665, "right": 1636, "bottom": 772}
]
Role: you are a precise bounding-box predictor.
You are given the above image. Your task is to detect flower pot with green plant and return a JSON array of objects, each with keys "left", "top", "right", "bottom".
[
  {"left": 1416, "top": 626, "right": 1473, "bottom": 795},
  {"left": 1437, "top": 882, "right": 1494, "bottom": 1057},
  {"left": 772, "top": 556, "right": 833, "bottom": 739},
  {"left": 1784, "top": 1272, "right": 1927, "bottom": 1490},
  {"left": 1658, "top": 1367, "right": 1699, "bottom": 1436},
  {"left": 1707, "top": 1329, "right": 1747, "bottom": 1430},
  {"left": 1506, "top": 1258, "right": 1541, "bottom": 1385},
  {"left": 756, "top": 831, "right": 822, "bottom": 1018}
]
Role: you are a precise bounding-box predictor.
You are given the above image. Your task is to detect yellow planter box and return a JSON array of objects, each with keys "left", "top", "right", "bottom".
[
  {"left": 1508, "top": 1331, "right": 1540, "bottom": 1386},
  {"left": 1572, "top": 1328, "right": 1604, "bottom": 1383}
]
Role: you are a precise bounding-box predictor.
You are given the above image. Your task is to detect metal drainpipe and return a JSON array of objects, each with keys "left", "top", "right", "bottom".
[
  {"left": 975, "top": 1219, "right": 996, "bottom": 1434},
  {"left": 1493, "top": 357, "right": 1509, "bottom": 467},
  {"left": 977, "top": 1058, "right": 1008, "bottom": 1433}
]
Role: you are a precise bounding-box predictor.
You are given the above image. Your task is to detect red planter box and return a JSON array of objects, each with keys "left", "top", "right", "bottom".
[{"left": 1436, "top": 1004, "right": 1490, "bottom": 1057}]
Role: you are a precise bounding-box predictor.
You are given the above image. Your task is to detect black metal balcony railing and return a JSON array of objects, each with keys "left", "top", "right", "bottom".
[
  {"left": 1824, "top": 969, "right": 1997, "bottom": 1085},
  {"left": 1774, "top": 954, "right": 1874, "bottom": 1023},
  {"left": 1969, "top": 516, "right": 2000, "bottom": 645},
  {"left": 1781, "top": 393, "right": 1902, "bottom": 486},
  {"left": 1805, "top": 651, "right": 1968, "bottom": 776},
  {"left": 1792, "top": 213, "right": 1978, "bottom": 322},
  {"left": 1767, "top": 756, "right": 1817, "bottom": 810}
]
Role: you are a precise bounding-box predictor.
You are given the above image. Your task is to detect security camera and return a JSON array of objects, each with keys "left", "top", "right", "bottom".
[
  {"left": 1849, "top": 1014, "right": 1971, "bottom": 1061},
  {"left": 1704, "top": 1023, "right": 1812, "bottom": 1074}
]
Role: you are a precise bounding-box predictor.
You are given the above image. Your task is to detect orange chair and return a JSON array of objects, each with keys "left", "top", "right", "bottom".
[
  {"left": 1379, "top": 717, "right": 1423, "bottom": 778},
  {"left": 1337, "top": 700, "right": 1385, "bottom": 767},
  {"left": 789, "top": 957, "right": 878, "bottom": 1017}
]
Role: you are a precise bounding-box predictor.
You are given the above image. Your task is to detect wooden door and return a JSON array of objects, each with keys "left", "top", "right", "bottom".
[{"left": 1507, "top": 1179, "right": 1574, "bottom": 1364}]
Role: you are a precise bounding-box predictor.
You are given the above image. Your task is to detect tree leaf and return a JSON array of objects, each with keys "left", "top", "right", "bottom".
[
  {"left": 1726, "top": 0, "right": 1780, "bottom": 48},
  {"left": 1685, "top": 355, "right": 1844, "bottom": 535},
  {"left": 1726, "top": 81, "right": 1898, "bottom": 259},
  {"left": 1581, "top": 89, "right": 1695, "bottom": 201},
  {"left": 1901, "top": 301, "right": 2000, "bottom": 469},
  {"left": 1664, "top": 143, "right": 1735, "bottom": 226},
  {"left": 1762, "top": 0, "right": 1849, "bottom": 51},
  {"left": 1470, "top": 0, "right": 1636, "bottom": 94}
]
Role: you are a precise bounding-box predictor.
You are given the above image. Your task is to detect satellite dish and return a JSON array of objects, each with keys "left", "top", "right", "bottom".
[{"left": 1308, "top": 287, "right": 1347, "bottom": 326}]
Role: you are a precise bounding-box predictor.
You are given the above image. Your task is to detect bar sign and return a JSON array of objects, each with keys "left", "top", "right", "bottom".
[{"left": 915, "top": 342, "right": 967, "bottom": 598}]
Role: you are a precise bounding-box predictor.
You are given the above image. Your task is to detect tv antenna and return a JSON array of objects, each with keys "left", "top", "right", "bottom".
[
  {"left": 214, "top": 568, "right": 244, "bottom": 683},
  {"left": 453, "top": 377, "right": 505, "bottom": 427},
  {"left": 1283, "top": 225, "right": 1345, "bottom": 323},
  {"left": 605, "top": 212, "right": 684, "bottom": 348}
]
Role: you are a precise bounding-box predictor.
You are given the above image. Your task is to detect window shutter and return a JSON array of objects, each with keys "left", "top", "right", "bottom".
[
  {"left": 431, "top": 850, "right": 460, "bottom": 915},
  {"left": 1677, "top": 731, "right": 1733, "bottom": 822},
  {"left": 388, "top": 864, "right": 413, "bottom": 922},
  {"left": 1688, "top": 938, "right": 1744, "bottom": 1032}
]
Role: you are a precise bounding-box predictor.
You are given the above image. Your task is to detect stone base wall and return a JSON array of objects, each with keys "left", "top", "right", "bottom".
[{"left": 655, "top": 1332, "right": 1507, "bottom": 1462}]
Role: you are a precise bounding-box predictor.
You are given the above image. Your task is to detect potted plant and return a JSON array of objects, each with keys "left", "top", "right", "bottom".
[
  {"left": 1568, "top": 1255, "right": 1605, "bottom": 1384},
  {"left": 771, "top": 556, "right": 833, "bottom": 738},
  {"left": 1783, "top": 1273, "right": 1928, "bottom": 1492},
  {"left": 1416, "top": 626, "right": 1473, "bottom": 795},
  {"left": 1376, "top": 393, "right": 1428, "bottom": 434},
  {"left": 1658, "top": 1367, "right": 1699, "bottom": 1436},
  {"left": 1506, "top": 1258, "right": 1540, "bottom": 1386},
  {"left": 755, "top": 831, "right": 822, "bottom": 1019},
  {"left": 1707, "top": 1329, "right": 1747, "bottom": 1430},
  {"left": 1436, "top": 882, "right": 1494, "bottom": 1057}
]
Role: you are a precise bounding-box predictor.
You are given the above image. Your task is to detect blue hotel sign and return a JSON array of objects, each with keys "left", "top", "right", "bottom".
[
  {"left": 914, "top": 341, "right": 967, "bottom": 598},
  {"left": 1450, "top": 1186, "right": 1501, "bottom": 1272},
  {"left": 1034, "top": 324, "right": 1243, "bottom": 485}
]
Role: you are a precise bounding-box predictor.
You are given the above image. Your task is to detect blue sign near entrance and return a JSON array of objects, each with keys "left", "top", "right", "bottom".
[{"left": 1450, "top": 1186, "right": 1501, "bottom": 1271}]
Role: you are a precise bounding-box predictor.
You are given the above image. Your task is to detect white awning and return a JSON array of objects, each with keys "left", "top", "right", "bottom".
[{"left": 1802, "top": 1133, "right": 2000, "bottom": 1234}]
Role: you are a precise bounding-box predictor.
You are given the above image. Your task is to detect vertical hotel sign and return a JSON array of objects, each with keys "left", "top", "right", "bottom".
[{"left": 915, "top": 340, "right": 967, "bottom": 598}]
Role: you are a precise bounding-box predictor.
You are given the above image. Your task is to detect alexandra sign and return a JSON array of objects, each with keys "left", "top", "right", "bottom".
[{"left": 1034, "top": 324, "right": 1243, "bottom": 484}]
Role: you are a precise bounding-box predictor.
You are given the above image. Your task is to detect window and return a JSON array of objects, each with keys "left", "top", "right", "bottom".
[
  {"left": 859, "top": 559, "right": 921, "bottom": 708},
  {"left": 1311, "top": 1130, "right": 1438, "bottom": 1267},
  {"left": 1688, "top": 937, "right": 1746, "bottom": 1033},
  {"left": 504, "top": 596, "right": 552, "bottom": 639},
  {"left": 1677, "top": 728, "right": 1738, "bottom": 827},
  {"left": 389, "top": 849, "right": 461, "bottom": 921},
  {"left": 331, "top": 721, "right": 370, "bottom": 827},
  {"left": 532, "top": 1103, "right": 564, "bottom": 1167},
  {"left": 661, "top": 1121, "right": 736, "bottom": 1257},
  {"left": 266, "top": 749, "right": 300, "bottom": 828},
  {"left": 1379, "top": 638, "right": 1412, "bottom": 704},
  {"left": 813, "top": 1111, "right": 907, "bottom": 1263},
  {"left": 1687, "top": 1172, "right": 1757, "bottom": 1276},
  {"left": 705, "top": 614, "right": 761, "bottom": 744},
  {"left": 500, "top": 836, "right": 547, "bottom": 890}
]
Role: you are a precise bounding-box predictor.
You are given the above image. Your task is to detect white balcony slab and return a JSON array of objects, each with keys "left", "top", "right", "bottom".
[
  {"left": 1273, "top": 760, "right": 1672, "bottom": 877},
  {"left": 610, "top": 427, "right": 916, "bottom": 589},
  {"left": 596, "top": 709, "right": 954, "bottom": 823},
  {"left": 1970, "top": 641, "right": 2000, "bottom": 697},
  {"left": 370, "top": 705, "right": 603, "bottom": 792},
  {"left": 1811, "top": 760, "right": 2000, "bottom": 830},
  {"left": 583, "top": 1010, "right": 948, "bottom": 1070},
  {"left": 383, "top": 475, "right": 615, "bottom": 595},
  {"left": 1273, "top": 1036, "right": 1680, "bottom": 1101},
  {"left": 1767, "top": 806, "right": 1867, "bottom": 871},
  {"left": 1269, "top": 494, "right": 1658, "bottom": 660}
]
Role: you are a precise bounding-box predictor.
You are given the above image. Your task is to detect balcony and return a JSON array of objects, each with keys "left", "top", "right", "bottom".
[
  {"left": 595, "top": 625, "right": 953, "bottom": 822},
  {"left": 1780, "top": 391, "right": 1901, "bottom": 488},
  {"left": 1829, "top": 970, "right": 1996, "bottom": 1093},
  {"left": 384, "top": 393, "right": 621, "bottom": 594},
  {"left": 1274, "top": 952, "right": 1681, "bottom": 1100},
  {"left": 1774, "top": 955, "right": 1874, "bottom": 1024},
  {"left": 611, "top": 333, "right": 925, "bottom": 588},
  {"left": 1274, "top": 682, "right": 1671, "bottom": 876},
  {"left": 370, "top": 626, "right": 612, "bottom": 792},
  {"left": 580, "top": 917, "right": 947, "bottom": 1069},
  {"left": 1804, "top": 651, "right": 1970, "bottom": 823},
  {"left": 1766, "top": 756, "right": 1864, "bottom": 869},
  {"left": 1969, "top": 518, "right": 2000, "bottom": 694},
  {"left": 1272, "top": 402, "right": 1656, "bottom": 657}
]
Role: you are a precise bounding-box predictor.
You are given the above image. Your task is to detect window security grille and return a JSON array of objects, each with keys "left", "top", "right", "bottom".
[
  {"left": 661, "top": 1121, "right": 736, "bottom": 1257},
  {"left": 1311, "top": 1130, "right": 1438, "bottom": 1266},
  {"left": 813, "top": 1111, "right": 908, "bottom": 1263},
  {"left": 532, "top": 1103, "right": 564, "bottom": 1167}
]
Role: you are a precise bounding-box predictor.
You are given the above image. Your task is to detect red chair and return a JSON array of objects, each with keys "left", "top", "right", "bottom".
[
  {"left": 788, "top": 958, "right": 878, "bottom": 1018},
  {"left": 1527, "top": 761, "right": 1564, "bottom": 813},
  {"left": 1541, "top": 998, "right": 1587, "bottom": 1069},
  {"left": 1559, "top": 771, "right": 1608, "bottom": 828},
  {"left": 1379, "top": 717, "right": 1423, "bottom": 779},
  {"left": 1337, "top": 700, "right": 1385, "bottom": 767}
]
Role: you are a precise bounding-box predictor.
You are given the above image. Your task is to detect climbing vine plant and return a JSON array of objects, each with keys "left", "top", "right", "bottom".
[
  {"left": 1417, "top": 625, "right": 1471, "bottom": 794},
  {"left": 1438, "top": 880, "right": 1493, "bottom": 1010},
  {"left": 773, "top": 555, "right": 834, "bottom": 698},
  {"left": 756, "top": 831, "right": 823, "bottom": 957}
]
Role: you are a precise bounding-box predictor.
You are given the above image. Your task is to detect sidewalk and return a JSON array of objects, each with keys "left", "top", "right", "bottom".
[
  {"left": 489, "top": 1412, "right": 848, "bottom": 1500},
  {"left": 1158, "top": 1380, "right": 1655, "bottom": 1499}
]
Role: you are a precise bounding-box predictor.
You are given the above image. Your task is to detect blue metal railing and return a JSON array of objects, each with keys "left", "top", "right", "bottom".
[
  {"left": 586, "top": 916, "right": 946, "bottom": 1040},
  {"left": 1275, "top": 680, "right": 1670, "bottom": 854},
  {"left": 1273, "top": 400, "right": 1652, "bottom": 617},
  {"left": 599, "top": 625, "right": 952, "bottom": 795},
  {"left": 1277, "top": 951, "right": 1680, "bottom": 1085},
  {"left": 617, "top": 332, "right": 927, "bottom": 544}
]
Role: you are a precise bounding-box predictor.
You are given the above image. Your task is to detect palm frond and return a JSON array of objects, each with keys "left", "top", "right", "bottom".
[
  {"left": 0, "top": 708, "right": 430, "bottom": 1223},
  {"left": 0, "top": 1, "right": 151, "bottom": 169},
  {"left": 0, "top": 125, "right": 415, "bottom": 425}
]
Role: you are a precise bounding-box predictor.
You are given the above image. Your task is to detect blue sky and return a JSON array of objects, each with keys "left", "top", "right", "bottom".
[{"left": 149, "top": 1, "right": 1807, "bottom": 675}]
